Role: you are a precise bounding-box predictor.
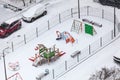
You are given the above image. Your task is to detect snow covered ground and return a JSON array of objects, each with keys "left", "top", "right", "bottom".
[
  {"left": 0, "top": 0, "right": 118, "bottom": 51},
  {"left": 56, "top": 35, "right": 120, "bottom": 80},
  {"left": 0, "top": 0, "right": 120, "bottom": 80},
  {"left": 0, "top": 15, "right": 114, "bottom": 80},
  {"left": 0, "top": 4, "right": 18, "bottom": 23},
  {"left": 0, "top": 11, "right": 115, "bottom": 80}
]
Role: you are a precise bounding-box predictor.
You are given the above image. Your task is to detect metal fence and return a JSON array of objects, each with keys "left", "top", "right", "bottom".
[
  {"left": 1, "top": 6, "right": 119, "bottom": 53},
  {"left": 40, "top": 30, "right": 114, "bottom": 80},
  {"left": 0, "top": 6, "right": 120, "bottom": 80}
]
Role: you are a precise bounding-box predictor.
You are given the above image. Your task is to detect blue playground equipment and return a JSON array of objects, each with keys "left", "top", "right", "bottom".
[
  {"left": 56, "top": 31, "right": 69, "bottom": 40},
  {"left": 56, "top": 31, "right": 75, "bottom": 44}
]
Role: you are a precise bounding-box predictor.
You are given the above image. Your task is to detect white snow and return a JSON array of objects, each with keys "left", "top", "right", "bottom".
[
  {"left": 0, "top": 0, "right": 120, "bottom": 80},
  {"left": 22, "top": 3, "right": 45, "bottom": 17},
  {"left": 56, "top": 36, "right": 120, "bottom": 80},
  {"left": 113, "top": 50, "right": 120, "bottom": 59},
  {"left": 5, "top": 17, "right": 21, "bottom": 24},
  {"left": 0, "top": 16, "right": 114, "bottom": 80}
]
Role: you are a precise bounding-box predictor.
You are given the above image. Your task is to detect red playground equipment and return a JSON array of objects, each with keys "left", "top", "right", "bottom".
[
  {"left": 8, "top": 61, "right": 20, "bottom": 71},
  {"left": 29, "top": 44, "right": 66, "bottom": 67},
  {"left": 56, "top": 31, "right": 75, "bottom": 44},
  {"left": 29, "top": 54, "right": 40, "bottom": 62},
  {"left": 7, "top": 72, "right": 23, "bottom": 80}
]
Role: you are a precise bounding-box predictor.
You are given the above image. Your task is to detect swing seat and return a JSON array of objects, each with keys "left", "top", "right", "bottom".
[{"left": 56, "top": 37, "right": 62, "bottom": 40}]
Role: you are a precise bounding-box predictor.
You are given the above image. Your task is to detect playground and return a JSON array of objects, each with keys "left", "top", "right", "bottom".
[{"left": 0, "top": 15, "right": 114, "bottom": 80}]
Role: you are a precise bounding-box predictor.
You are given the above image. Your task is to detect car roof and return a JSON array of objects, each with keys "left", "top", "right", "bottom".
[
  {"left": 5, "top": 17, "right": 21, "bottom": 24},
  {"left": 26, "top": 3, "right": 44, "bottom": 13},
  {"left": 34, "top": 3, "right": 44, "bottom": 9},
  {"left": 22, "top": 3, "right": 45, "bottom": 17}
]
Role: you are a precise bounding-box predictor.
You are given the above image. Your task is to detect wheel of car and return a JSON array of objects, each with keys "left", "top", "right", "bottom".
[
  {"left": 43, "top": 11, "right": 47, "bottom": 16},
  {"left": 17, "top": 25, "right": 21, "bottom": 30},
  {"left": 31, "top": 18, "right": 35, "bottom": 22},
  {"left": 4, "top": 33, "right": 9, "bottom": 37}
]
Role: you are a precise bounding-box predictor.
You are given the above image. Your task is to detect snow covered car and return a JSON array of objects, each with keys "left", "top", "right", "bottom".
[
  {"left": 22, "top": 4, "right": 47, "bottom": 22},
  {"left": 113, "top": 52, "right": 120, "bottom": 63},
  {"left": 0, "top": 18, "right": 21, "bottom": 37},
  {"left": 98, "top": 0, "right": 120, "bottom": 8}
]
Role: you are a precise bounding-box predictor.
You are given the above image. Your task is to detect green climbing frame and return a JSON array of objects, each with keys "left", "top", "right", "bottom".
[
  {"left": 39, "top": 48, "right": 47, "bottom": 54},
  {"left": 43, "top": 51, "right": 55, "bottom": 59},
  {"left": 85, "top": 23, "right": 93, "bottom": 36}
]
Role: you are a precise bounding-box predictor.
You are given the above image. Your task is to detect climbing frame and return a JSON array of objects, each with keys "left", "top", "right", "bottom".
[
  {"left": 71, "top": 20, "right": 82, "bottom": 34},
  {"left": 85, "top": 23, "right": 97, "bottom": 36}
]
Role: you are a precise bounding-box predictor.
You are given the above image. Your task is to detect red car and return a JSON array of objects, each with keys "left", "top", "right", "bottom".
[{"left": 0, "top": 18, "right": 21, "bottom": 37}]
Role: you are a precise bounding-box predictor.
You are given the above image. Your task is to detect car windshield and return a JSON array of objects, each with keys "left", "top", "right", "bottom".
[{"left": 0, "top": 22, "right": 9, "bottom": 29}]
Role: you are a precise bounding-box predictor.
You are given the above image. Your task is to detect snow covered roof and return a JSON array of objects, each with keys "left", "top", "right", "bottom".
[{"left": 5, "top": 17, "right": 21, "bottom": 24}]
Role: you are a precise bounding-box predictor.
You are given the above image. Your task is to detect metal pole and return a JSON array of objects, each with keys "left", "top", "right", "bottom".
[
  {"left": 102, "top": 9, "right": 104, "bottom": 19},
  {"left": 65, "top": 61, "right": 67, "bottom": 70},
  {"left": 52, "top": 69, "right": 55, "bottom": 79},
  {"left": 89, "top": 45, "right": 91, "bottom": 54},
  {"left": 36, "top": 27, "right": 38, "bottom": 37},
  {"left": 3, "top": 50, "right": 7, "bottom": 80},
  {"left": 100, "top": 37, "right": 102, "bottom": 47},
  {"left": 87, "top": 6, "right": 89, "bottom": 16},
  {"left": 114, "top": 7, "right": 116, "bottom": 37},
  {"left": 48, "top": 20, "right": 50, "bottom": 30},
  {"left": 71, "top": 8, "right": 73, "bottom": 18},
  {"left": 24, "top": 34, "right": 26, "bottom": 44},
  {"left": 59, "top": 13, "right": 61, "bottom": 23},
  {"left": 11, "top": 42, "right": 14, "bottom": 52},
  {"left": 78, "top": 0, "right": 80, "bottom": 18},
  {"left": 77, "top": 53, "right": 80, "bottom": 62}
]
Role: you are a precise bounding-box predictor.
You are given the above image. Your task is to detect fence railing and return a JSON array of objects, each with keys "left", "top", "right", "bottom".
[
  {"left": 40, "top": 29, "right": 114, "bottom": 80},
  {"left": 1, "top": 6, "right": 119, "bottom": 53}
]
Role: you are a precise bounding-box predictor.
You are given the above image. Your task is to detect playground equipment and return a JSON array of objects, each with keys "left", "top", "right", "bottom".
[
  {"left": 36, "top": 69, "right": 49, "bottom": 80},
  {"left": 70, "top": 19, "right": 98, "bottom": 36},
  {"left": 8, "top": 61, "right": 20, "bottom": 71},
  {"left": 56, "top": 31, "right": 75, "bottom": 44},
  {"left": 82, "top": 18, "right": 102, "bottom": 27},
  {"left": 29, "top": 54, "right": 40, "bottom": 62},
  {"left": 29, "top": 44, "right": 65, "bottom": 67},
  {"left": 71, "top": 19, "right": 83, "bottom": 34},
  {"left": 84, "top": 23, "right": 97, "bottom": 36},
  {"left": 7, "top": 72, "right": 23, "bottom": 80}
]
